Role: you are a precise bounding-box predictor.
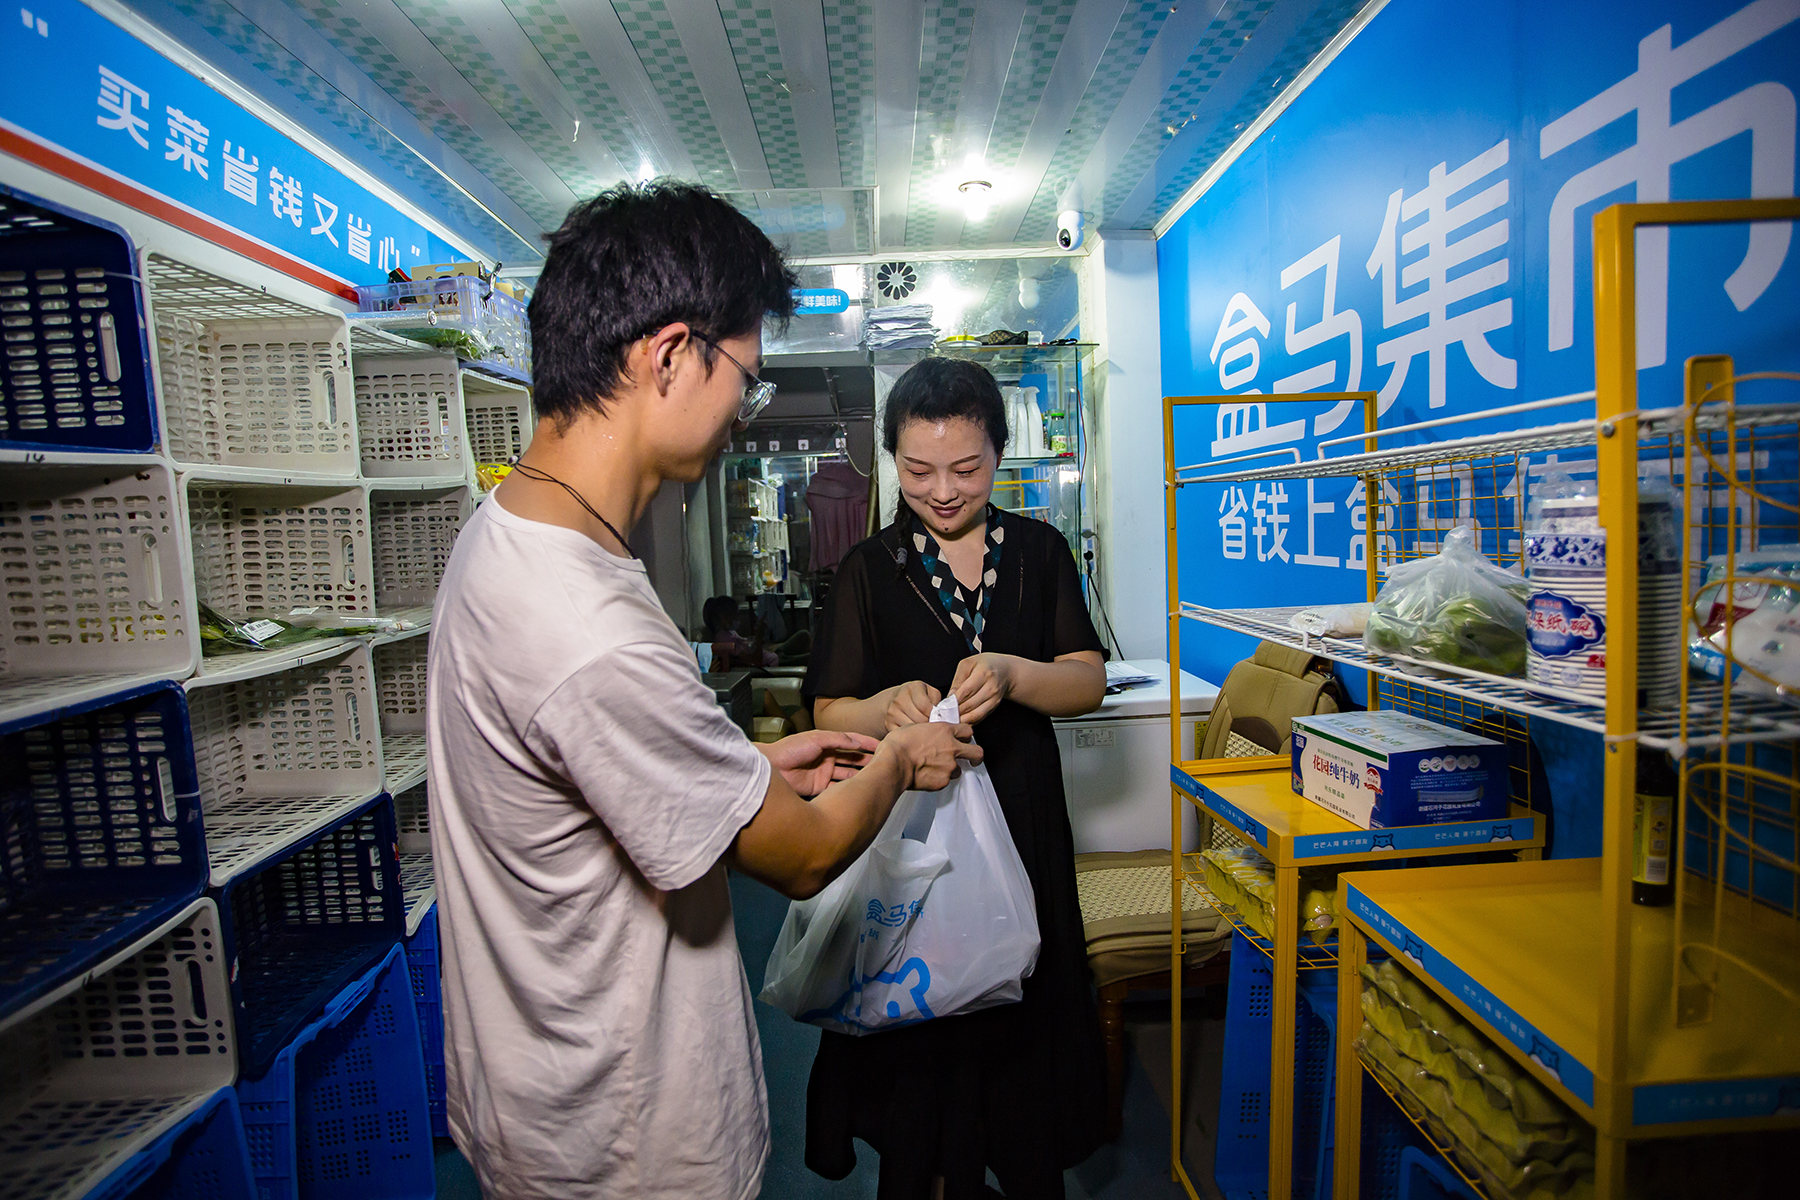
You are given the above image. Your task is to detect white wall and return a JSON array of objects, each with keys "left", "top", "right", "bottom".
[{"left": 1079, "top": 231, "right": 1166, "bottom": 662}]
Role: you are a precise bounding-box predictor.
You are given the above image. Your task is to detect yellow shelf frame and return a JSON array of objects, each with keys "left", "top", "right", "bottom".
[
  {"left": 1161, "top": 392, "right": 1550, "bottom": 1200},
  {"left": 1325, "top": 198, "right": 1800, "bottom": 1200}
]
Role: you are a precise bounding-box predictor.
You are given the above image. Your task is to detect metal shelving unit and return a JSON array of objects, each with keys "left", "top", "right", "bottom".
[{"left": 1319, "top": 200, "right": 1800, "bottom": 1200}]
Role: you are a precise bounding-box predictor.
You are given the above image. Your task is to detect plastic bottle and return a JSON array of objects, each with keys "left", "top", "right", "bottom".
[{"left": 1632, "top": 748, "right": 1677, "bottom": 906}]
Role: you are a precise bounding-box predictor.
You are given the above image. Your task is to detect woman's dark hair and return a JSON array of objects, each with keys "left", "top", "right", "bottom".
[
  {"left": 529, "top": 181, "right": 798, "bottom": 424},
  {"left": 882, "top": 357, "right": 1008, "bottom": 460}
]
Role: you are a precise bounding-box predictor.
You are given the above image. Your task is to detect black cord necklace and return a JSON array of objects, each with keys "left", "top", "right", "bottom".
[{"left": 508, "top": 463, "right": 636, "bottom": 558}]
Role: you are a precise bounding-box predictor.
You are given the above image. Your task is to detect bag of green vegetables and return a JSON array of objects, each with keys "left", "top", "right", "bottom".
[{"left": 1365, "top": 526, "right": 1530, "bottom": 677}]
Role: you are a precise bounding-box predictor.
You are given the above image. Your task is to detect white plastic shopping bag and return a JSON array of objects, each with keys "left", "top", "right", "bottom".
[{"left": 759, "top": 696, "right": 1040, "bottom": 1034}]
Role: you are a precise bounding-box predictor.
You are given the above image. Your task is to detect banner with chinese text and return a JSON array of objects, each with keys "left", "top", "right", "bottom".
[
  {"left": 1159, "top": 0, "right": 1800, "bottom": 688},
  {"left": 0, "top": 0, "right": 467, "bottom": 288}
]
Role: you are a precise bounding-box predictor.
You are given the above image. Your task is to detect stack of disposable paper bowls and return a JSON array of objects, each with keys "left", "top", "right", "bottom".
[
  {"left": 1637, "top": 495, "right": 1684, "bottom": 709},
  {"left": 1525, "top": 497, "right": 1608, "bottom": 698}
]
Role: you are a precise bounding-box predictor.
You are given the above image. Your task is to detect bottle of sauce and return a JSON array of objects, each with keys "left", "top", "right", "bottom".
[{"left": 1633, "top": 748, "right": 1677, "bottom": 906}]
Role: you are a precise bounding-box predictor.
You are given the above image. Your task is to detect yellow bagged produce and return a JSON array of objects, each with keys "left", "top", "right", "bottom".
[{"left": 1199, "top": 844, "right": 1340, "bottom": 944}]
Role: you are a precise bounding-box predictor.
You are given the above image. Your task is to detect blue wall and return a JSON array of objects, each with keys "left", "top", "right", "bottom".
[{"left": 1156, "top": 0, "right": 1800, "bottom": 857}]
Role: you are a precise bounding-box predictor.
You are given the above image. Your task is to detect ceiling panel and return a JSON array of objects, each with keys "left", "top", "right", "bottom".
[{"left": 121, "top": 0, "right": 1380, "bottom": 263}]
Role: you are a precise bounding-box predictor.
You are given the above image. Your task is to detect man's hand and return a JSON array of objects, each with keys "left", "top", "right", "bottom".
[
  {"left": 882, "top": 720, "right": 982, "bottom": 791},
  {"left": 759, "top": 729, "right": 880, "bottom": 798},
  {"left": 884, "top": 680, "right": 942, "bottom": 731},
  {"left": 950, "top": 652, "right": 1015, "bottom": 724}
]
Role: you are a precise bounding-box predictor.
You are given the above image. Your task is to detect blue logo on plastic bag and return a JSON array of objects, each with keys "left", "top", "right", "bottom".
[
  {"left": 800, "top": 957, "right": 936, "bottom": 1031},
  {"left": 1526, "top": 592, "right": 1605, "bottom": 658}
]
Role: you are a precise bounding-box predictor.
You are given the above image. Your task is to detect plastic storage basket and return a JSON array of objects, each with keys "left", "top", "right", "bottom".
[
  {"left": 392, "top": 780, "right": 432, "bottom": 932},
  {"left": 371, "top": 484, "right": 468, "bottom": 611},
  {"left": 185, "top": 479, "right": 374, "bottom": 621},
  {"left": 0, "top": 463, "right": 196, "bottom": 725},
  {"left": 216, "top": 794, "right": 403, "bottom": 1079},
  {"left": 0, "top": 899, "right": 236, "bottom": 1200},
  {"left": 0, "top": 186, "right": 156, "bottom": 453},
  {"left": 353, "top": 275, "right": 529, "bottom": 382},
  {"left": 237, "top": 941, "right": 431, "bottom": 1200},
  {"left": 146, "top": 255, "right": 355, "bottom": 476},
  {"left": 459, "top": 369, "right": 532, "bottom": 481},
  {"left": 85, "top": 1086, "right": 256, "bottom": 1200},
  {"left": 374, "top": 636, "right": 428, "bottom": 795},
  {"left": 186, "top": 643, "right": 383, "bottom": 885},
  {"left": 405, "top": 903, "right": 447, "bottom": 1137},
  {"left": 353, "top": 353, "right": 467, "bottom": 479},
  {"left": 0, "top": 682, "right": 205, "bottom": 1023}
]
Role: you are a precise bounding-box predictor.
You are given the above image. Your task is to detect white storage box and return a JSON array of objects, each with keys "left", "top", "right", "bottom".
[
  {"left": 146, "top": 255, "right": 355, "bottom": 475},
  {"left": 371, "top": 484, "right": 469, "bottom": 611},
  {"left": 0, "top": 463, "right": 196, "bottom": 723},
  {"left": 185, "top": 479, "right": 374, "bottom": 617},
  {"left": 0, "top": 899, "right": 235, "bottom": 1200},
  {"left": 354, "top": 353, "right": 467, "bottom": 478},
  {"left": 1289, "top": 710, "right": 1509, "bottom": 830},
  {"left": 186, "top": 643, "right": 384, "bottom": 884},
  {"left": 393, "top": 779, "right": 434, "bottom": 935},
  {"left": 460, "top": 369, "right": 532, "bottom": 475},
  {"left": 374, "top": 634, "right": 428, "bottom": 793}
]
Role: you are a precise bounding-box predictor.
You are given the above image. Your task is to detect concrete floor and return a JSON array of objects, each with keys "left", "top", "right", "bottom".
[{"left": 434, "top": 872, "right": 1231, "bottom": 1198}]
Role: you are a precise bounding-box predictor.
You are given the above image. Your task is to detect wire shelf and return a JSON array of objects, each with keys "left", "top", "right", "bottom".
[
  {"left": 1358, "top": 1052, "right": 1493, "bottom": 1200},
  {"left": 399, "top": 852, "right": 434, "bottom": 936},
  {"left": 1185, "top": 876, "right": 1341, "bottom": 971}
]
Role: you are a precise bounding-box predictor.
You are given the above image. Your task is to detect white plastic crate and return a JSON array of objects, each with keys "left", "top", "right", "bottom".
[
  {"left": 393, "top": 781, "right": 433, "bottom": 934},
  {"left": 185, "top": 479, "right": 374, "bottom": 618},
  {"left": 371, "top": 484, "right": 469, "bottom": 610},
  {"left": 186, "top": 643, "right": 383, "bottom": 885},
  {"left": 460, "top": 369, "right": 532, "bottom": 474},
  {"left": 373, "top": 635, "right": 428, "bottom": 794},
  {"left": 353, "top": 352, "right": 467, "bottom": 479},
  {"left": 0, "top": 463, "right": 196, "bottom": 724},
  {"left": 146, "top": 255, "right": 356, "bottom": 475},
  {"left": 0, "top": 898, "right": 235, "bottom": 1200}
]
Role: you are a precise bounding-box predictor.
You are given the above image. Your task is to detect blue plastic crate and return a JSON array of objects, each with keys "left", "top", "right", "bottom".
[
  {"left": 0, "top": 682, "right": 205, "bottom": 1023},
  {"left": 0, "top": 185, "right": 156, "bottom": 453},
  {"left": 237, "top": 942, "right": 432, "bottom": 1200},
  {"left": 215, "top": 796, "right": 403, "bottom": 1079},
  {"left": 86, "top": 1086, "right": 257, "bottom": 1200},
  {"left": 404, "top": 902, "right": 447, "bottom": 1138}
]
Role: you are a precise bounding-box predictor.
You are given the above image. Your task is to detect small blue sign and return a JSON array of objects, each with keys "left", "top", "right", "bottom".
[{"left": 795, "top": 288, "right": 850, "bottom": 314}]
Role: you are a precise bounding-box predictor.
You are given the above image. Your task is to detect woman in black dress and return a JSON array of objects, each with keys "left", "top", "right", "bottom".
[{"left": 803, "top": 358, "right": 1108, "bottom": 1199}]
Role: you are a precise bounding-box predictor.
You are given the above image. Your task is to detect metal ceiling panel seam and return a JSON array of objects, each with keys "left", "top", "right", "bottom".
[
  {"left": 767, "top": 0, "right": 846, "bottom": 190},
  {"left": 662, "top": 0, "right": 775, "bottom": 191},
  {"left": 931, "top": 0, "right": 1029, "bottom": 249},
  {"left": 718, "top": 1, "right": 808, "bottom": 189},
  {"left": 344, "top": 0, "right": 579, "bottom": 215},
  {"left": 822, "top": 0, "right": 877, "bottom": 188},
  {"left": 207, "top": 0, "right": 548, "bottom": 257},
  {"left": 1060, "top": 0, "right": 1231, "bottom": 227},
  {"left": 960, "top": 0, "right": 1077, "bottom": 247},
  {"left": 874, "top": 0, "right": 926, "bottom": 247},
  {"left": 437, "top": 0, "right": 631, "bottom": 191},
  {"left": 536, "top": 0, "right": 701, "bottom": 181},
  {"left": 984, "top": 0, "right": 1140, "bottom": 247},
  {"left": 1148, "top": 0, "right": 1387, "bottom": 234},
  {"left": 610, "top": 0, "right": 746, "bottom": 187},
  {"left": 901, "top": 2, "right": 979, "bottom": 247}
]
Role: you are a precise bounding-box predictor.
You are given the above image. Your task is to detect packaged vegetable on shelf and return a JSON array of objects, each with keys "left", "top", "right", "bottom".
[
  {"left": 1364, "top": 526, "right": 1530, "bottom": 677},
  {"left": 198, "top": 603, "right": 371, "bottom": 655},
  {"left": 1289, "top": 602, "right": 1372, "bottom": 638},
  {"left": 1688, "top": 547, "right": 1800, "bottom": 696},
  {"left": 1199, "top": 844, "right": 1338, "bottom": 945}
]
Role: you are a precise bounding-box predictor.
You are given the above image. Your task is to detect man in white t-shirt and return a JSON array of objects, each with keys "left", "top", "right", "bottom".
[{"left": 426, "top": 182, "right": 979, "bottom": 1200}]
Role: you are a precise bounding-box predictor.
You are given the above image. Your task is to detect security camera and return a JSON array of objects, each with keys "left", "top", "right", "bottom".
[{"left": 1057, "top": 209, "right": 1084, "bottom": 251}]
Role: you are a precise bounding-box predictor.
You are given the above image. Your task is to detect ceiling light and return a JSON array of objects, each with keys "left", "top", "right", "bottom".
[{"left": 958, "top": 178, "right": 993, "bottom": 221}]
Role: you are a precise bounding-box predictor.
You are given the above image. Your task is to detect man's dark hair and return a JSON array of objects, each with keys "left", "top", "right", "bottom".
[
  {"left": 703, "top": 595, "right": 739, "bottom": 636},
  {"left": 529, "top": 182, "right": 798, "bottom": 423},
  {"left": 882, "top": 357, "right": 1008, "bottom": 460}
]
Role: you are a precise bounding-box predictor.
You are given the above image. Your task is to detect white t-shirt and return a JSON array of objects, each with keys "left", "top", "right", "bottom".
[{"left": 426, "top": 497, "right": 773, "bottom": 1200}]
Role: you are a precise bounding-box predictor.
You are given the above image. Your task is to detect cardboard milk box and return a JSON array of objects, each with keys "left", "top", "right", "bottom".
[{"left": 1289, "top": 710, "right": 1508, "bottom": 829}]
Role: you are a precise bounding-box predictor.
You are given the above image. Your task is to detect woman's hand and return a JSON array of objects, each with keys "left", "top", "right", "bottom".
[
  {"left": 759, "top": 729, "right": 880, "bottom": 797},
  {"left": 884, "top": 680, "right": 942, "bottom": 731},
  {"left": 950, "top": 653, "right": 1015, "bottom": 724}
]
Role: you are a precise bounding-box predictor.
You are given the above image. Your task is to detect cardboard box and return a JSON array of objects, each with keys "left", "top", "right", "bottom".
[{"left": 1289, "top": 710, "right": 1508, "bottom": 829}]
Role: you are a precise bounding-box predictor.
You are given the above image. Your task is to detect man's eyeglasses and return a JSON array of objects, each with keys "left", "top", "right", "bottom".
[{"left": 693, "top": 332, "right": 777, "bottom": 424}]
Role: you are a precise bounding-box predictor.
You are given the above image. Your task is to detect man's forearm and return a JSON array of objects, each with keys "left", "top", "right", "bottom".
[
  {"left": 802, "top": 748, "right": 909, "bottom": 885},
  {"left": 812, "top": 687, "right": 898, "bottom": 739}
]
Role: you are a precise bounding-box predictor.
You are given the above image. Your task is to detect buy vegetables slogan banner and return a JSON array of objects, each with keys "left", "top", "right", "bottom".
[
  {"left": 0, "top": 0, "right": 468, "bottom": 288},
  {"left": 1158, "top": 0, "right": 1800, "bottom": 684}
]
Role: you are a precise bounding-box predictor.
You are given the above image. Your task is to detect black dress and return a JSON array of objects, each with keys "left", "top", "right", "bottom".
[{"left": 801, "top": 508, "right": 1107, "bottom": 1200}]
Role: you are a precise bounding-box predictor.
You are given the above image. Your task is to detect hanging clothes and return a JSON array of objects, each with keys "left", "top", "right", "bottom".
[{"left": 805, "top": 461, "right": 870, "bottom": 573}]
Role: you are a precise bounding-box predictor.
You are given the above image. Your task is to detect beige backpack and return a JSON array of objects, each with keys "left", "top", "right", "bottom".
[{"left": 1200, "top": 642, "right": 1350, "bottom": 759}]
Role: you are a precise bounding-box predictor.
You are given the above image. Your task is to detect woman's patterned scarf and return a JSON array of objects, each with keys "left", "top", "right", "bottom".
[{"left": 911, "top": 505, "right": 1004, "bottom": 652}]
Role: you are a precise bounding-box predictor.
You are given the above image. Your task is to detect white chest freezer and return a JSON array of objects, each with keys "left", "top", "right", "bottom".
[{"left": 1053, "top": 660, "right": 1220, "bottom": 854}]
